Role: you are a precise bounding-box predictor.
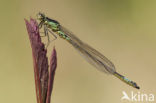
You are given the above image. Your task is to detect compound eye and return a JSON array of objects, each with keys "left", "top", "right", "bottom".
[{"left": 37, "top": 12, "right": 45, "bottom": 20}]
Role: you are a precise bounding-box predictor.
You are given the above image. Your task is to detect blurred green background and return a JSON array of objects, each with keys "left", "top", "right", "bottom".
[{"left": 0, "top": 0, "right": 156, "bottom": 103}]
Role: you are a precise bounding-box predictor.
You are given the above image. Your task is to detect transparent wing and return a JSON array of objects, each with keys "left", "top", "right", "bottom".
[{"left": 59, "top": 26, "right": 116, "bottom": 74}]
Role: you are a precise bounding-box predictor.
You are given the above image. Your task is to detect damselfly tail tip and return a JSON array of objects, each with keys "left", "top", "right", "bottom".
[
  {"left": 114, "top": 72, "right": 140, "bottom": 89},
  {"left": 134, "top": 83, "right": 140, "bottom": 89},
  {"left": 136, "top": 86, "right": 140, "bottom": 89},
  {"left": 131, "top": 80, "right": 140, "bottom": 89}
]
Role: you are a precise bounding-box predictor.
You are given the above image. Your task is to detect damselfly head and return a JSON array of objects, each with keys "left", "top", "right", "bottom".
[{"left": 37, "top": 12, "right": 45, "bottom": 21}]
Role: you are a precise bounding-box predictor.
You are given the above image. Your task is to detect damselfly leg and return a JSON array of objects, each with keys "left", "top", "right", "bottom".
[{"left": 40, "top": 25, "right": 57, "bottom": 48}]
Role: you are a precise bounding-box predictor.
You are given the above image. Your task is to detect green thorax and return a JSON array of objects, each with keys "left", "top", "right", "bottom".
[
  {"left": 45, "top": 19, "right": 59, "bottom": 31},
  {"left": 44, "top": 19, "right": 70, "bottom": 41}
]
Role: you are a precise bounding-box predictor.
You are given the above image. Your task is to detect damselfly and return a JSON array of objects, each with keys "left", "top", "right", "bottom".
[{"left": 37, "top": 12, "right": 140, "bottom": 89}]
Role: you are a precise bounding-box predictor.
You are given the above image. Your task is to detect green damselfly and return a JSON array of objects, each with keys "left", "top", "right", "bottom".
[{"left": 37, "top": 12, "right": 140, "bottom": 89}]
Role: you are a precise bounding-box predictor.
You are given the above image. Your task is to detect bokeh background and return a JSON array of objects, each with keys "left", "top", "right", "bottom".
[{"left": 0, "top": 0, "right": 156, "bottom": 103}]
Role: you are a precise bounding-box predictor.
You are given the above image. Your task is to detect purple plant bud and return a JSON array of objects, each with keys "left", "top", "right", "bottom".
[{"left": 25, "top": 18, "right": 49, "bottom": 103}]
